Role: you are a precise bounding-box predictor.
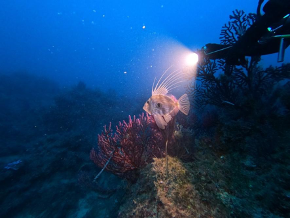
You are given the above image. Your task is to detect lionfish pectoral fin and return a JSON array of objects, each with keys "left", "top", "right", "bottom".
[
  {"left": 163, "top": 114, "right": 172, "bottom": 123},
  {"left": 178, "top": 94, "right": 190, "bottom": 115},
  {"left": 153, "top": 114, "right": 166, "bottom": 129}
]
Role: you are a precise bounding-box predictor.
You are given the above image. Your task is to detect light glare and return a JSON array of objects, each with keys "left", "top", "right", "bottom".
[{"left": 186, "top": 53, "right": 198, "bottom": 66}]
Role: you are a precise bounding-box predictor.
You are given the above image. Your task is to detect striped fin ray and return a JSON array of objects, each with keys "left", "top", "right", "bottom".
[
  {"left": 152, "top": 67, "right": 187, "bottom": 96},
  {"left": 178, "top": 94, "right": 190, "bottom": 115}
]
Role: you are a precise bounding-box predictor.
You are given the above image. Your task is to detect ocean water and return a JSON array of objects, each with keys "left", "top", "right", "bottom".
[{"left": 1, "top": 1, "right": 290, "bottom": 217}]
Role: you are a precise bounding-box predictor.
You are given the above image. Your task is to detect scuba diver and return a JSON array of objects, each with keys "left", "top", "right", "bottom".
[{"left": 200, "top": 0, "right": 290, "bottom": 65}]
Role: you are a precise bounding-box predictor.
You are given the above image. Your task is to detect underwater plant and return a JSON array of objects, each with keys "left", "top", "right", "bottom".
[
  {"left": 187, "top": 10, "right": 290, "bottom": 155},
  {"left": 188, "top": 10, "right": 290, "bottom": 116},
  {"left": 90, "top": 113, "right": 167, "bottom": 181},
  {"left": 220, "top": 9, "right": 256, "bottom": 45}
]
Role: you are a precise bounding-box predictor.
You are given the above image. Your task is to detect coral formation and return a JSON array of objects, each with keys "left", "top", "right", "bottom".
[
  {"left": 188, "top": 10, "right": 290, "bottom": 113},
  {"left": 187, "top": 10, "right": 290, "bottom": 153},
  {"left": 90, "top": 113, "right": 166, "bottom": 181},
  {"left": 220, "top": 10, "right": 256, "bottom": 45}
]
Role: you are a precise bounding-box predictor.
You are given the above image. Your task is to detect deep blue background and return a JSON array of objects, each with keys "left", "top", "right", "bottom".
[{"left": 0, "top": 0, "right": 288, "bottom": 97}]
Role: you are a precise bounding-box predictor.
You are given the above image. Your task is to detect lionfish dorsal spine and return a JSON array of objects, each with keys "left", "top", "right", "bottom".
[{"left": 152, "top": 67, "right": 186, "bottom": 96}]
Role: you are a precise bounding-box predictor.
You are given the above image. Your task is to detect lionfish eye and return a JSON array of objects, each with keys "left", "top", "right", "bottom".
[
  {"left": 146, "top": 101, "right": 149, "bottom": 104},
  {"left": 157, "top": 103, "right": 161, "bottom": 108}
]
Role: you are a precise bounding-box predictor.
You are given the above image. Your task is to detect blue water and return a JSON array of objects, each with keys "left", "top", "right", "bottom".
[
  {"left": 0, "top": 0, "right": 264, "bottom": 95},
  {"left": 1, "top": 1, "right": 290, "bottom": 217}
]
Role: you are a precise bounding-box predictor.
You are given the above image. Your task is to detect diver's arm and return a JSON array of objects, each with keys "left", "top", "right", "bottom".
[{"left": 201, "top": 0, "right": 290, "bottom": 65}]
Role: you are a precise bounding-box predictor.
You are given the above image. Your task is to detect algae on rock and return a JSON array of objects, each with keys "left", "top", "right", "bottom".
[{"left": 118, "top": 156, "right": 228, "bottom": 218}]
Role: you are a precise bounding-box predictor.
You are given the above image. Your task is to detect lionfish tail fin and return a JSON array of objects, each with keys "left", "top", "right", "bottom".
[{"left": 178, "top": 94, "right": 190, "bottom": 115}]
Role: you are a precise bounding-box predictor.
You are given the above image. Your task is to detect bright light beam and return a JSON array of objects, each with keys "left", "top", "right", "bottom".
[
  {"left": 185, "top": 53, "right": 199, "bottom": 66},
  {"left": 182, "top": 52, "right": 199, "bottom": 81}
]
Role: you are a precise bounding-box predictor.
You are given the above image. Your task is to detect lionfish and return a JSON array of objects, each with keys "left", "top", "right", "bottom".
[{"left": 143, "top": 68, "right": 190, "bottom": 129}]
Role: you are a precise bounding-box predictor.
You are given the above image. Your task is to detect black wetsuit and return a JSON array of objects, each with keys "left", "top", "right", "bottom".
[{"left": 203, "top": 0, "right": 290, "bottom": 65}]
